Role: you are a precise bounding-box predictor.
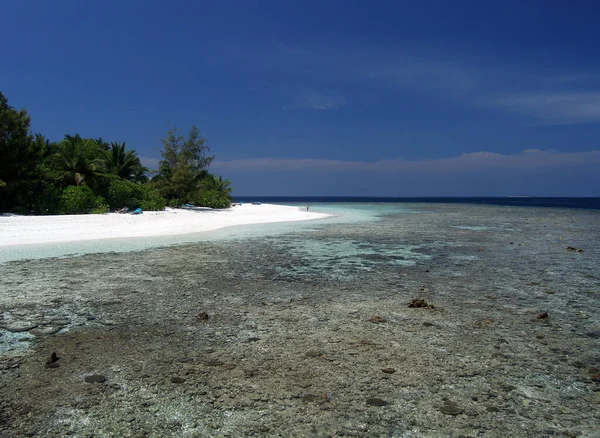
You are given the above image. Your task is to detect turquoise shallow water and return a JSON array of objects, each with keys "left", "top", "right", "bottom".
[{"left": 0, "top": 203, "right": 404, "bottom": 264}]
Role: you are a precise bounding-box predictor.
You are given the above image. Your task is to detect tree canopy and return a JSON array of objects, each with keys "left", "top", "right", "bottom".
[
  {"left": 102, "top": 141, "right": 148, "bottom": 182},
  {"left": 0, "top": 92, "right": 54, "bottom": 212},
  {"left": 0, "top": 91, "right": 233, "bottom": 214},
  {"left": 152, "top": 124, "right": 217, "bottom": 203}
]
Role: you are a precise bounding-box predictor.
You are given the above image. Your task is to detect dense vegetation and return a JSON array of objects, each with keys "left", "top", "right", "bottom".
[{"left": 0, "top": 91, "right": 232, "bottom": 214}]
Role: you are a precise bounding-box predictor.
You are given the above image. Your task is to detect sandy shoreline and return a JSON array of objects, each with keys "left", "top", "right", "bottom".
[{"left": 0, "top": 204, "right": 330, "bottom": 247}]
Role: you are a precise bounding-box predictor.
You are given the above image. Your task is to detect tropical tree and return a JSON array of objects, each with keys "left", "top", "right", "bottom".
[
  {"left": 52, "top": 134, "right": 104, "bottom": 188},
  {"left": 102, "top": 141, "right": 147, "bottom": 181},
  {"left": 94, "top": 137, "right": 110, "bottom": 151},
  {"left": 0, "top": 91, "right": 46, "bottom": 212},
  {"left": 201, "top": 174, "right": 232, "bottom": 195},
  {"left": 198, "top": 174, "right": 233, "bottom": 208},
  {"left": 153, "top": 124, "right": 214, "bottom": 202}
]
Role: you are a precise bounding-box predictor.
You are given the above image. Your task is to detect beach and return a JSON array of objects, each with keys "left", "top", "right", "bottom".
[
  {"left": 1, "top": 203, "right": 599, "bottom": 437},
  {"left": 0, "top": 204, "right": 330, "bottom": 247}
]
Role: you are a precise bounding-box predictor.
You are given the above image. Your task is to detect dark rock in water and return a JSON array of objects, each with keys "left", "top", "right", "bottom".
[
  {"left": 439, "top": 400, "right": 463, "bottom": 415},
  {"left": 367, "top": 315, "right": 386, "bottom": 323},
  {"left": 45, "top": 352, "right": 60, "bottom": 368},
  {"left": 536, "top": 312, "right": 549, "bottom": 319},
  {"left": 171, "top": 376, "right": 186, "bottom": 384},
  {"left": 566, "top": 246, "right": 584, "bottom": 252},
  {"left": 498, "top": 383, "right": 517, "bottom": 392},
  {"left": 473, "top": 318, "right": 494, "bottom": 328},
  {"left": 243, "top": 368, "right": 258, "bottom": 377},
  {"left": 408, "top": 298, "right": 431, "bottom": 308},
  {"left": 198, "top": 311, "right": 209, "bottom": 321},
  {"left": 301, "top": 394, "right": 319, "bottom": 403},
  {"left": 247, "top": 337, "right": 261, "bottom": 342},
  {"left": 422, "top": 322, "right": 435, "bottom": 327},
  {"left": 366, "top": 398, "right": 389, "bottom": 406},
  {"left": 84, "top": 374, "right": 106, "bottom": 383},
  {"left": 305, "top": 349, "right": 323, "bottom": 358},
  {"left": 381, "top": 367, "right": 396, "bottom": 374}
]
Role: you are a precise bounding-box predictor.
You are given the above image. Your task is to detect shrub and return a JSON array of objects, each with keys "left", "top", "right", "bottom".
[
  {"left": 107, "top": 178, "right": 138, "bottom": 210},
  {"left": 138, "top": 185, "right": 166, "bottom": 211},
  {"left": 59, "top": 185, "right": 105, "bottom": 214},
  {"left": 91, "top": 202, "right": 109, "bottom": 214},
  {"left": 167, "top": 198, "right": 181, "bottom": 208},
  {"left": 106, "top": 178, "right": 166, "bottom": 211},
  {"left": 197, "top": 189, "right": 230, "bottom": 209}
]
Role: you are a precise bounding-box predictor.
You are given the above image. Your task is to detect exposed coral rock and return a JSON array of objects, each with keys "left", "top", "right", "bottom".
[
  {"left": 366, "top": 315, "right": 386, "bottom": 323},
  {"left": 84, "top": 374, "right": 106, "bottom": 383},
  {"left": 366, "top": 398, "right": 389, "bottom": 406},
  {"left": 408, "top": 298, "right": 433, "bottom": 309}
]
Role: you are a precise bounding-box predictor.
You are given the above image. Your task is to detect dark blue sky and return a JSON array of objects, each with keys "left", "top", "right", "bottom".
[{"left": 3, "top": 0, "right": 600, "bottom": 196}]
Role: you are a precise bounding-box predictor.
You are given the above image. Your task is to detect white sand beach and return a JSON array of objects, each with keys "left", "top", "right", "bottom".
[{"left": 0, "top": 204, "right": 330, "bottom": 247}]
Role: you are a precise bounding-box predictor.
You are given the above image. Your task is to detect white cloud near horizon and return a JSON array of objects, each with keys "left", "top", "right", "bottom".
[
  {"left": 475, "top": 91, "right": 600, "bottom": 125},
  {"left": 212, "top": 149, "right": 600, "bottom": 174}
]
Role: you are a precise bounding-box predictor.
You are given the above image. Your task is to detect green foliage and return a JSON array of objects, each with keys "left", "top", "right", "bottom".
[
  {"left": 102, "top": 141, "right": 147, "bottom": 182},
  {"left": 153, "top": 124, "right": 214, "bottom": 201},
  {"left": 107, "top": 177, "right": 165, "bottom": 211},
  {"left": 107, "top": 178, "right": 138, "bottom": 209},
  {"left": 0, "top": 91, "right": 230, "bottom": 215},
  {"left": 59, "top": 185, "right": 106, "bottom": 214},
  {"left": 137, "top": 185, "right": 166, "bottom": 211},
  {"left": 195, "top": 174, "right": 232, "bottom": 209},
  {"left": 167, "top": 198, "right": 181, "bottom": 208},
  {"left": 52, "top": 134, "right": 104, "bottom": 188},
  {"left": 0, "top": 92, "right": 46, "bottom": 212},
  {"left": 91, "top": 203, "right": 110, "bottom": 214},
  {"left": 197, "top": 189, "right": 231, "bottom": 209}
]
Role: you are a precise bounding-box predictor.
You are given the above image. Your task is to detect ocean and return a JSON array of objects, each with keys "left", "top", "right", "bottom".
[
  {"left": 235, "top": 196, "right": 600, "bottom": 211},
  {"left": 1, "top": 200, "right": 599, "bottom": 436}
]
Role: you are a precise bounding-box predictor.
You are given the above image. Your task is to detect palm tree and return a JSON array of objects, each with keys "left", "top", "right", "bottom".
[
  {"left": 94, "top": 137, "right": 110, "bottom": 151},
  {"left": 54, "top": 134, "right": 104, "bottom": 187},
  {"left": 102, "top": 141, "right": 147, "bottom": 181},
  {"left": 201, "top": 174, "right": 232, "bottom": 197}
]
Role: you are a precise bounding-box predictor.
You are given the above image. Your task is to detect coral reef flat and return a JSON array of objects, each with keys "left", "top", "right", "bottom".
[{"left": 1, "top": 204, "right": 599, "bottom": 437}]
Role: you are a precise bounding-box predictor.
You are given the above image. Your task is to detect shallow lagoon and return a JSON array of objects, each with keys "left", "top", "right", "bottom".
[{"left": 1, "top": 203, "right": 599, "bottom": 437}]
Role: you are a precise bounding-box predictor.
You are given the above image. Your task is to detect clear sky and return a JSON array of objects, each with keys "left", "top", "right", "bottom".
[{"left": 2, "top": 0, "right": 600, "bottom": 196}]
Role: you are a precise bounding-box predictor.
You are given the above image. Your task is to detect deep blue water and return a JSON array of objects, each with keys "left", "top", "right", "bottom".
[{"left": 234, "top": 196, "right": 600, "bottom": 210}]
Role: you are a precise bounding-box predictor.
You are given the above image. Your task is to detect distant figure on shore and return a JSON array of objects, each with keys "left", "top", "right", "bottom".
[{"left": 306, "top": 204, "right": 309, "bottom": 211}]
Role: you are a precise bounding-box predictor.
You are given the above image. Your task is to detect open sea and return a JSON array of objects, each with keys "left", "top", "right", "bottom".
[
  {"left": 236, "top": 196, "right": 600, "bottom": 211},
  {"left": 1, "top": 198, "right": 599, "bottom": 436}
]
